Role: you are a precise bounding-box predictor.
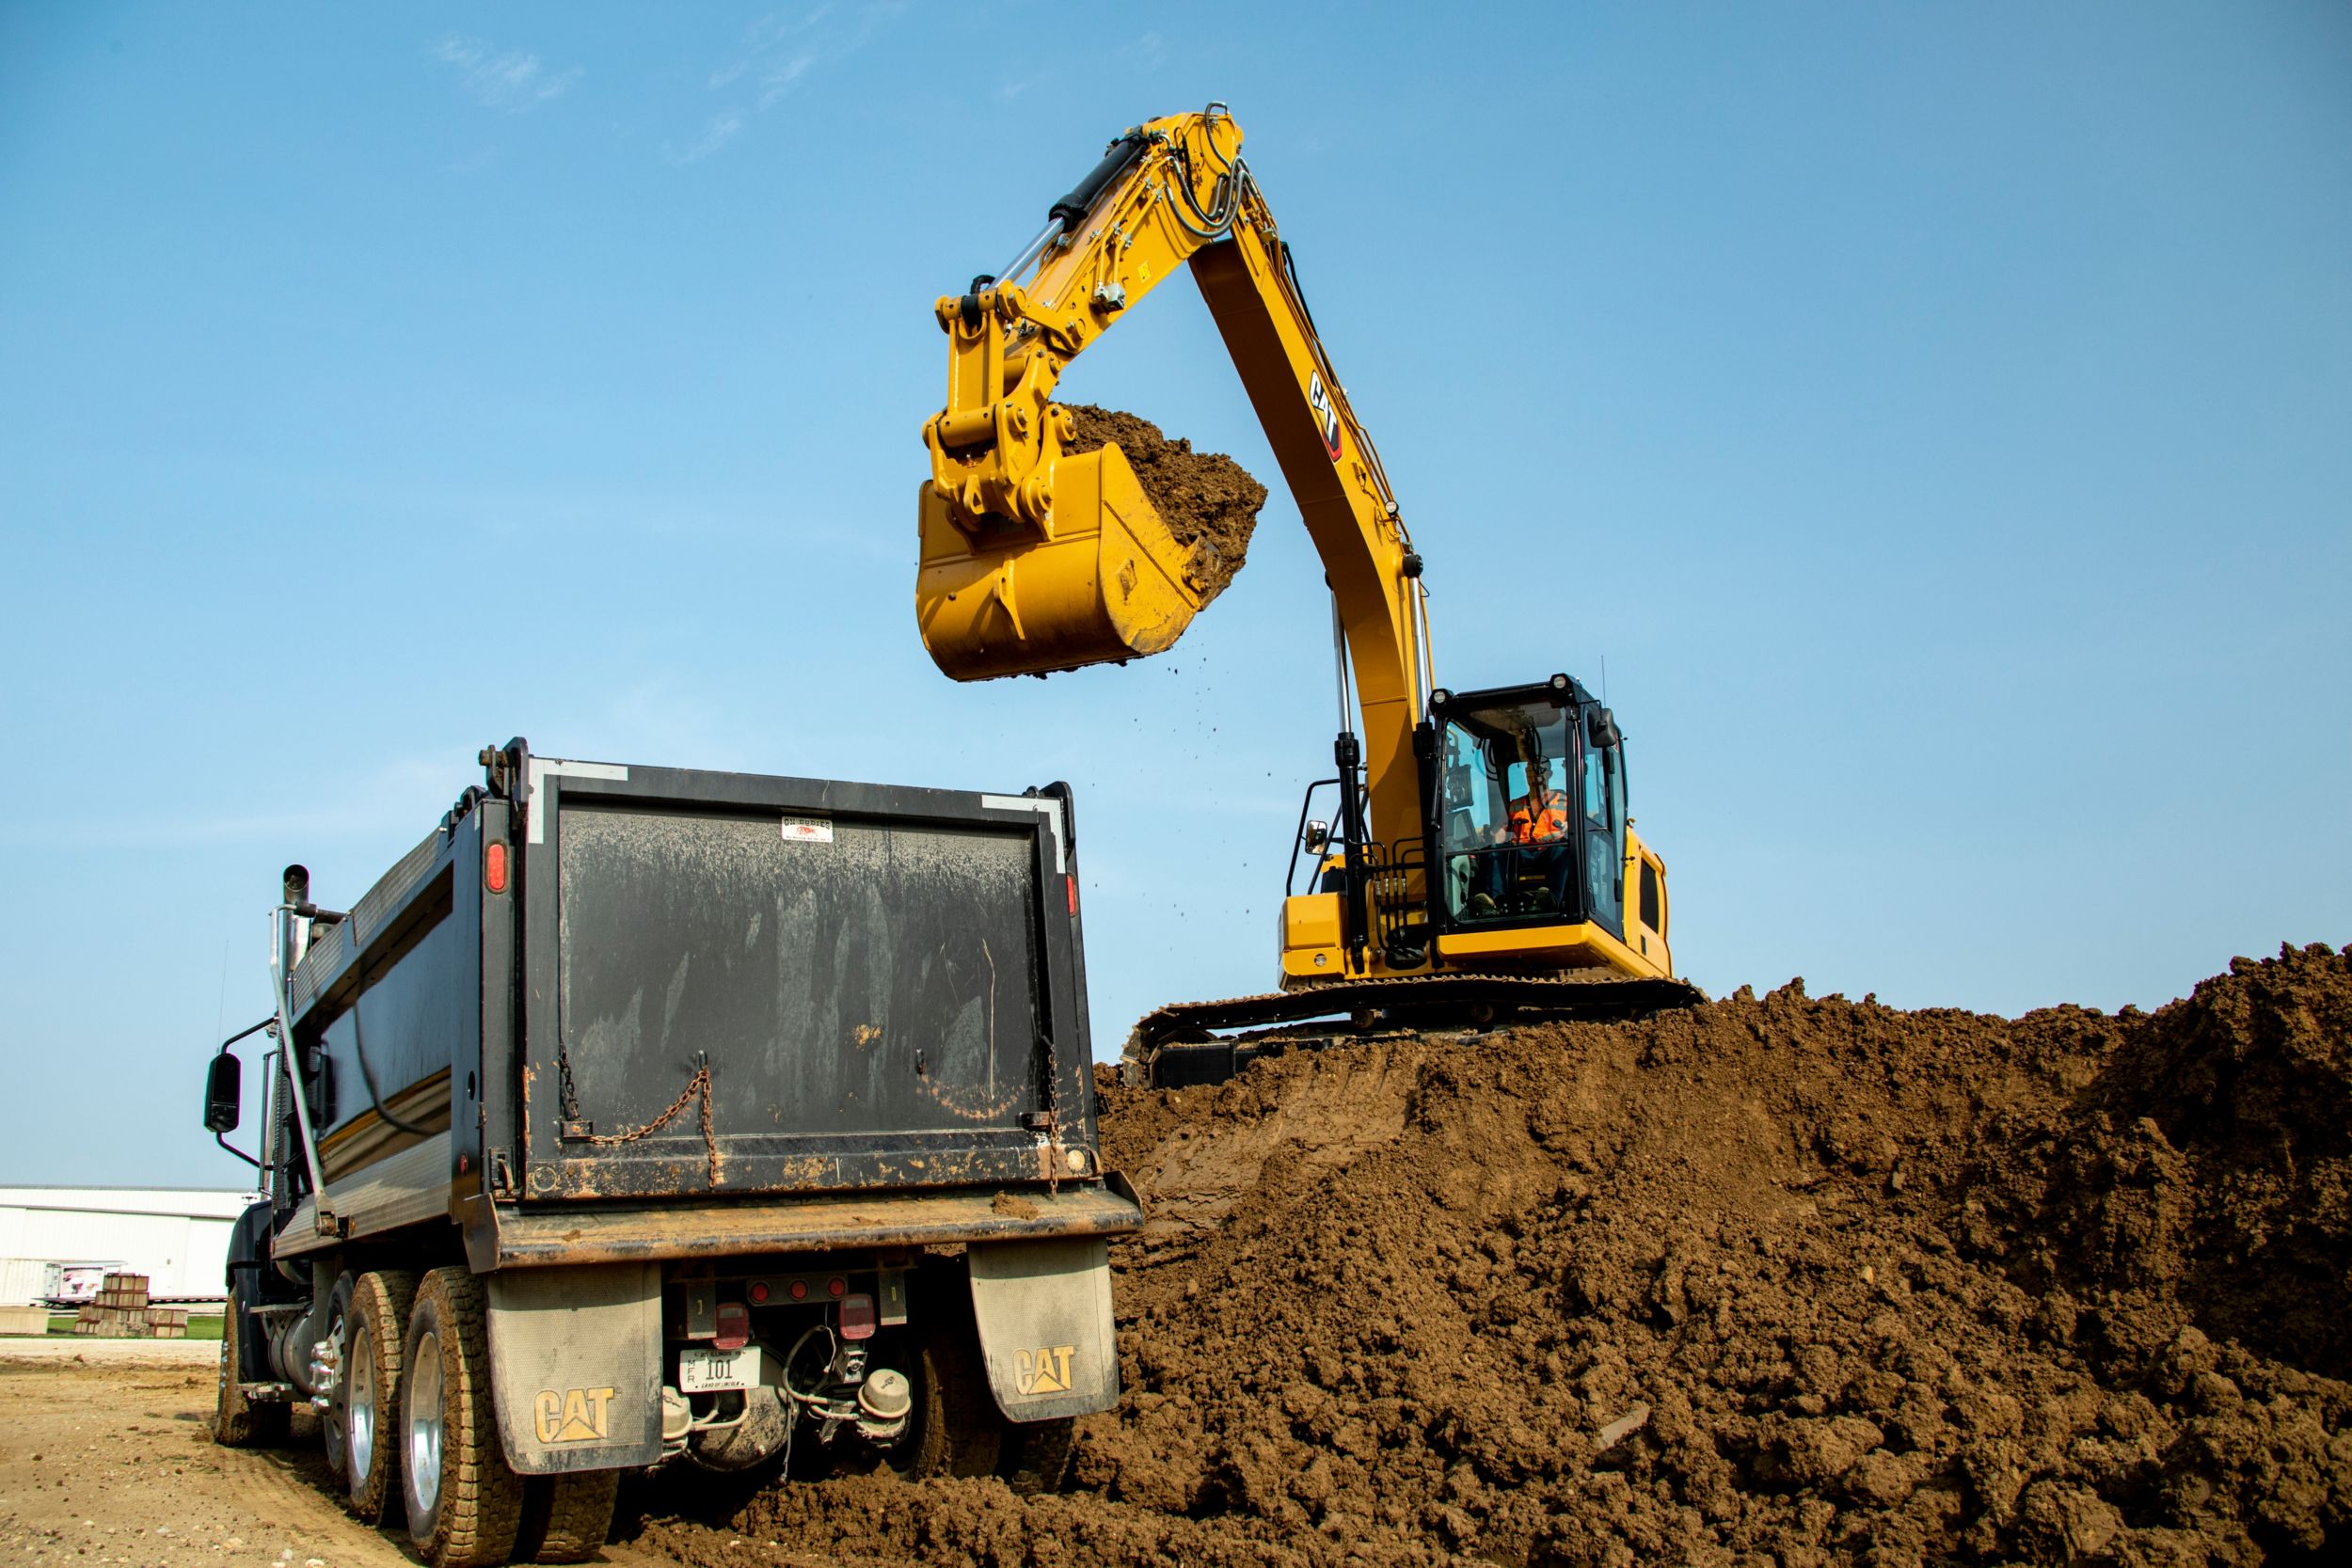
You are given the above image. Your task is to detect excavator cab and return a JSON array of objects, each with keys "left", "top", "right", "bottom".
[
  {"left": 1415, "top": 674, "right": 1672, "bottom": 981},
  {"left": 1430, "top": 677, "right": 1621, "bottom": 938},
  {"left": 1272, "top": 673, "right": 1672, "bottom": 990}
]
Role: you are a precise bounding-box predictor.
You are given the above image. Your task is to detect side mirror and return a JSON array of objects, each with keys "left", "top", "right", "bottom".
[
  {"left": 1302, "top": 819, "right": 1330, "bottom": 854},
  {"left": 204, "top": 1053, "right": 241, "bottom": 1134}
]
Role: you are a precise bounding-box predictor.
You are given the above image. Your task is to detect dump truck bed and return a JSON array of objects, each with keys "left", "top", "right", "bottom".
[{"left": 274, "top": 748, "right": 1110, "bottom": 1257}]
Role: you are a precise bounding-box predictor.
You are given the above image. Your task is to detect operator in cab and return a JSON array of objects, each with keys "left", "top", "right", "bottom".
[{"left": 1466, "top": 751, "right": 1575, "bottom": 917}]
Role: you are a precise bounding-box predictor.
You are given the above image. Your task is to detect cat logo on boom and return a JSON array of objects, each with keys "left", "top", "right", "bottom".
[
  {"left": 1308, "top": 372, "right": 1342, "bottom": 460},
  {"left": 1013, "top": 1345, "right": 1077, "bottom": 1396},
  {"left": 533, "top": 1386, "right": 618, "bottom": 1444}
]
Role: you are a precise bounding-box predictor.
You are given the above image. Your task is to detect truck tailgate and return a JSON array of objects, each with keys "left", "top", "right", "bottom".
[{"left": 520, "top": 771, "right": 1084, "bottom": 1201}]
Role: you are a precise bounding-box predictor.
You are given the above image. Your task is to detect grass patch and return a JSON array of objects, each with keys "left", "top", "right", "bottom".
[{"left": 42, "top": 1311, "right": 225, "bottom": 1340}]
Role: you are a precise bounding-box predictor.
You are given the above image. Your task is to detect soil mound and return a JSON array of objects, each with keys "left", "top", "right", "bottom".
[
  {"left": 1061, "top": 404, "right": 1266, "bottom": 601},
  {"left": 630, "top": 944, "right": 2352, "bottom": 1567}
]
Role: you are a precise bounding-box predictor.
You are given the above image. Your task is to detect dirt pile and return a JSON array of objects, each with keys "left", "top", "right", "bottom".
[
  {"left": 1061, "top": 404, "right": 1266, "bottom": 601},
  {"left": 632, "top": 944, "right": 2352, "bottom": 1568}
]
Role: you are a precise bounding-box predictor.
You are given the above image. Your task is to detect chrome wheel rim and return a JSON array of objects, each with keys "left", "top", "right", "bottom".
[
  {"left": 405, "top": 1328, "right": 444, "bottom": 1521},
  {"left": 345, "top": 1320, "right": 376, "bottom": 1493},
  {"left": 320, "top": 1305, "right": 348, "bottom": 1474}
]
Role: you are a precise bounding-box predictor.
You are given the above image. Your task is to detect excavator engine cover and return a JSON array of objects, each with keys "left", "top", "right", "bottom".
[{"left": 917, "top": 443, "right": 1207, "bottom": 682}]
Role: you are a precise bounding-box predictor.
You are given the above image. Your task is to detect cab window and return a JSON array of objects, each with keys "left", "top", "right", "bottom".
[
  {"left": 1435, "top": 697, "right": 1576, "bottom": 921},
  {"left": 1582, "top": 739, "right": 1613, "bottom": 829}
]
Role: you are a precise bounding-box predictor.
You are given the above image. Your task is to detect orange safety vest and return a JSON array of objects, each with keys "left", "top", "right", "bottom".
[{"left": 1510, "top": 791, "right": 1569, "bottom": 844}]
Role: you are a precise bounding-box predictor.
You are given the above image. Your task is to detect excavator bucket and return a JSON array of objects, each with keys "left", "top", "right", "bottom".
[{"left": 916, "top": 442, "right": 1210, "bottom": 682}]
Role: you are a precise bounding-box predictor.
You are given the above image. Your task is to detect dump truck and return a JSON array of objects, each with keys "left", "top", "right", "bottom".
[{"left": 201, "top": 739, "right": 1139, "bottom": 1567}]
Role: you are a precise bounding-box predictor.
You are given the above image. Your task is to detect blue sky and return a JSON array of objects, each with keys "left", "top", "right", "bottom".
[{"left": 3, "top": 3, "right": 2346, "bottom": 1187}]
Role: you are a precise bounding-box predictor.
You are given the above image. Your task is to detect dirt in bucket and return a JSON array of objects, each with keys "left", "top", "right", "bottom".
[{"left": 1062, "top": 404, "right": 1267, "bottom": 603}]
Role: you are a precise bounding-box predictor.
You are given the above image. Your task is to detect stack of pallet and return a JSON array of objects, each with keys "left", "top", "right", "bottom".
[{"left": 71, "top": 1273, "right": 186, "bottom": 1338}]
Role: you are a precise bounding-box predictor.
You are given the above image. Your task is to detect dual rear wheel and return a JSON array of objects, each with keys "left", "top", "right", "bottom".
[
  {"left": 885, "top": 1265, "right": 1078, "bottom": 1496},
  {"left": 241, "top": 1260, "right": 1065, "bottom": 1561},
  {"left": 333, "top": 1266, "right": 612, "bottom": 1567},
  {"left": 341, "top": 1269, "right": 413, "bottom": 1521}
]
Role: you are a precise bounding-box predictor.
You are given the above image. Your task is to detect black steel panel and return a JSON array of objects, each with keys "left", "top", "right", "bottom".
[
  {"left": 548, "top": 801, "right": 1046, "bottom": 1188},
  {"left": 310, "top": 869, "right": 467, "bottom": 1138},
  {"left": 306, "top": 752, "right": 1109, "bottom": 1207},
  {"left": 291, "top": 825, "right": 442, "bottom": 1019}
]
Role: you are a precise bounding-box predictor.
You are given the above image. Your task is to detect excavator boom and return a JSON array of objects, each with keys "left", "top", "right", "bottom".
[{"left": 918, "top": 106, "right": 1434, "bottom": 878}]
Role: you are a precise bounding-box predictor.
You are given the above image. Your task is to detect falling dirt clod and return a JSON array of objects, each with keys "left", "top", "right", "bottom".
[
  {"left": 632, "top": 942, "right": 2352, "bottom": 1567},
  {"left": 1063, "top": 404, "right": 1266, "bottom": 603}
]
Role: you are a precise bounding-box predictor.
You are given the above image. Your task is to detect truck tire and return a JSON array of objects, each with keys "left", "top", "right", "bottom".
[
  {"left": 401, "top": 1267, "right": 524, "bottom": 1568},
  {"left": 997, "top": 1417, "right": 1077, "bottom": 1496},
  {"left": 213, "top": 1287, "right": 289, "bottom": 1449},
  {"left": 514, "top": 1470, "right": 620, "bottom": 1564},
  {"left": 318, "top": 1274, "right": 355, "bottom": 1481},
  {"left": 890, "top": 1294, "right": 1001, "bottom": 1481},
  {"left": 343, "top": 1269, "right": 419, "bottom": 1523}
]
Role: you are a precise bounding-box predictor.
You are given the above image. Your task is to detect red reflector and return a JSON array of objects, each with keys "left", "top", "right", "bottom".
[
  {"left": 1066, "top": 874, "right": 1077, "bottom": 915},
  {"left": 827, "top": 1276, "right": 846, "bottom": 1299},
  {"left": 787, "top": 1280, "right": 806, "bottom": 1302},
  {"left": 837, "top": 1291, "right": 877, "bottom": 1341},
  {"left": 485, "top": 842, "right": 508, "bottom": 895},
  {"left": 748, "top": 1281, "right": 770, "bottom": 1305},
  {"left": 713, "top": 1302, "right": 750, "bottom": 1351}
]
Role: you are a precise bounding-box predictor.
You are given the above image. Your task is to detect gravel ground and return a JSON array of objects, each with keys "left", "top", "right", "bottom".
[{"left": 0, "top": 1350, "right": 669, "bottom": 1568}]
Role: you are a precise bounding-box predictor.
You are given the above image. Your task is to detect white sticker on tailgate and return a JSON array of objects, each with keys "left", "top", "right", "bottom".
[
  {"left": 677, "top": 1346, "right": 756, "bottom": 1393},
  {"left": 780, "top": 816, "right": 834, "bottom": 845}
]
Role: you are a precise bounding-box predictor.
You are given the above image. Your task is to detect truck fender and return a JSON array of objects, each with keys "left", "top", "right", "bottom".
[
  {"left": 485, "top": 1262, "right": 662, "bottom": 1474},
  {"left": 966, "top": 1237, "right": 1119, "bottom": 1420}
]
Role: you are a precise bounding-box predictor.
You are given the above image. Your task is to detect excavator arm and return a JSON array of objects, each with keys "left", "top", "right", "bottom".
[{"left": 918, "top": 104, "right": 1435, "bottom": 879}]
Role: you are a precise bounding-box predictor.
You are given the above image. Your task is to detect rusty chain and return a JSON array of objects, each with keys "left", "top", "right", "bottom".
[{"left": 580, "top": 1063, "right": 721, "bottom": 1186}]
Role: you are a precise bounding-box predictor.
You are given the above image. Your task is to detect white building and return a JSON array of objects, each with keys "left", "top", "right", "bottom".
[{"left": 0, "top": 1186, "right": 256, "bottom": 1304}]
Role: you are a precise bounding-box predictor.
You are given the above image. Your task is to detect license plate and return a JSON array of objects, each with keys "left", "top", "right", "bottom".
[{"left": 677, "top": 1346, "right": 755, "bottom": 1393}]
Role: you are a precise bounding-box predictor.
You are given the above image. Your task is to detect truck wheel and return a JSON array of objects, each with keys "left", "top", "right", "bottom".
[
  {"left": 318, "top": 1274, "right": 354, "bottom": 1481},
  {"left": 343, "top": 1269, "right": 418, "bottom": 1522},
  {"left": 890, "top": 1301, "right": 1001, "bottom": 1481},
  {"left": 213, "top": 1287, "right": 289, "bottom": 1449},
  {"left": 997, "top": 1417, "right": 1077, "bottom": 1496},
  {"left": 514, "top": 1470, "right": 620, "bottom": 1564},
  {"left": 401, "top": 1267, "right": 524, "bottom": 1567}
]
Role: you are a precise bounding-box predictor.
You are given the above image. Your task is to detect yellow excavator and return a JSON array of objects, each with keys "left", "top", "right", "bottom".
[{"left": 916, "top": 104, "right": 1699, "bottom": 1085}]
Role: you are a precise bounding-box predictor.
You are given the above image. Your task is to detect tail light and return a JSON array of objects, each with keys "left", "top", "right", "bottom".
[
  {"left": 837, "top": 1292, "right": 877, "bottom": 1341},
  {"left": 713, "top": 1301, "right": 750, "bottom": 1351},
  {"left": 1067, "top": 874, "right": 1078, "bottom": 915},
  {"left": 485, "top": 842, "right": 509, "bottom": 895}
]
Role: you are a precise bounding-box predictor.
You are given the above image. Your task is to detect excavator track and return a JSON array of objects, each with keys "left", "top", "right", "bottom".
[{"left": 1123, "top": 970, "right": 1707, "bottom": 1088}]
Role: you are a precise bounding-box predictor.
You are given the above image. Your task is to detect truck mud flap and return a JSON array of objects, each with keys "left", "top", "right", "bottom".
[
  {"left": 966, "top": 1237, "right": 1119, "bottom": 1422},
  {"left": 485, "top": 1262, "right": 662, "bottom": 1475}
]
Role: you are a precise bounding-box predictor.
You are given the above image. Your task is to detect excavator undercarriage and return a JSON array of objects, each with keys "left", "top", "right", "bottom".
[{"left": 1124, "top": 971, "right": 1708, "bottom": 1088}]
